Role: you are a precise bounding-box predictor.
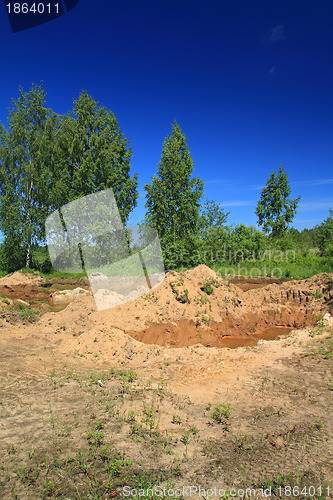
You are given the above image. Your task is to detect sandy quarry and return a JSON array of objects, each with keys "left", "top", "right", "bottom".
[
  {"left": 0, "top": 266, "right": 333, "bottom": 499},
  {"left": 1, "top": 265, "right": 332, "bottom": 396}
]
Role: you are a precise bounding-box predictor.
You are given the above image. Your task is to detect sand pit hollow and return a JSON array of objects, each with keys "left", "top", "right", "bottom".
[
  {"left": 1, "top": 265, "right": 332, "bottom": 357},
  {"left": 1, "top": 268, "right": 333, "bottom": 499},
  {"left": 38, "top": 265, "right": 333, "bottom": 353}
]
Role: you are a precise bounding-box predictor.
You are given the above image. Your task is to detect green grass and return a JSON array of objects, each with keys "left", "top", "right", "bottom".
[
  {"left": 2, "top": 243, "right": 332, "bottom": 281},
  {"left": 217, "top": 253, "right": 331, "bottom": 279},
  {"left": 7, "top": 303, "right": 40, "bottom": 322},
  {"left": 171, "top": 252, "right": 331, "bottom": 279}
]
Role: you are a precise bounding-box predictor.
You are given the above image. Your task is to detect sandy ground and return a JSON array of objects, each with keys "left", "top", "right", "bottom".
[
  {"left": 1, "top": 265, "right": 333, "bottom": 396},
  {"left": 0, "top": 266, "right": 332, "bottom": 499}
]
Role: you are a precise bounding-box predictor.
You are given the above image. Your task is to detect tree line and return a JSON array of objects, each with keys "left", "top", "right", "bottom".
[
  {"left": 0, "top": 83, "right": 332, "bottom": 274},
  {"left": 0, "top": 84, "right": 138, "bottom": 271}
]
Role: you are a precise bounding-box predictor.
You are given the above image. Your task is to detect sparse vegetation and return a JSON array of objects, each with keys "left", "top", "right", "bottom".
[
  {"left": 170, "top": 281, "right": 190, "bottom": 303},
  {"left": 211, "top": 403, "right": 232, "bottom": 430},
  {"left": 0, "top": 320, "right": 333, "bottom": 498},
  {"left": 0, "top": 256, "right": 332, "bottom": 498},
  {"left": 201, "top": 277, "right": 221, "bottom": 295},
  {"left": 171, "top": 414, "right": 182, "bottom": 425}
]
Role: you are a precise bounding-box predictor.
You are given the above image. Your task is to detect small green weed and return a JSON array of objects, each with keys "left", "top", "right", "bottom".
[
  {"left": 8, "top": 304, "right": 40, "bottom": 322},
  {"left": 211, "top": 403, "right": 232, "bottom": 430},
  {"left": 170, "top": 281, "right": 190, "bottom": 303},
  {"left": 315, "top": 417, "right": 323, "bottom": 430},
  {"left": 180, "top": 433, "right": 190, "bottom": 445},
  {"left": 171, "top": 414, "right": 182, "bottom": 425},
  {"left": 201, "top": 277, "right": 221, "bottom": 295},
  {"left": 189, "top": 424, "right": 199, "bottom": 435}
]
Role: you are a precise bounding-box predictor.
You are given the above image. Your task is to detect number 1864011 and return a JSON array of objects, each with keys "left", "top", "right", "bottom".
[
  {"left": 278, "top": 485, "right": 331, "bottom": 497},
  {"left": 6, "top": 3, "right": 60, "bottom": 15}
]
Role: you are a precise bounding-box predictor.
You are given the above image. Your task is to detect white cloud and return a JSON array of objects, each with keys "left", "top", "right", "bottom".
[
  {"left": 205, "top": 179, "right": 228, "bottom": 185},
  {"left": 315, "top": 179, "right": 333, "bottom": 185},
  {"left": 220, "top": 200, "right": 255, "bottom": 207},
  {"left": 292, "top": 178, "right": 333, "bottom": 187},
  {"left": 267, "top": 25, "right": 285, "bottom": 42},
  {"left": 293, "top": 218, "right": 323, "bottom": 224},
  {"left": 298, "top": 201, "right": 333, "bottom": 211}
]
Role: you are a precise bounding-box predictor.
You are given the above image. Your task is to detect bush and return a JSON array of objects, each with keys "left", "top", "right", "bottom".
[
  {"left": 315, "top": 209, "right": 333, "bottom": 256},
  {"left": 40, "top": 258, "right": 53, "bottom": 274},
  {"left": 0, "top": 240, "right": 26, "bottom": 273}
]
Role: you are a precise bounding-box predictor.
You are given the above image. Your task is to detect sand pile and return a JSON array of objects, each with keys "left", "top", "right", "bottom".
[
  {"left": 93, "top": 284, "right": 149, "bottom": 309},
  {"left": 38, "top": 295, "right": 96, "bottom": 335},
  {"left": 1, "top": 265, "right": 332, "bottom": 360},
  {"left": 49, "top": 287, "right": 92, "bottom": 306},
  {"left": 0, "top": 271, "right": 45, "bottom": 287},
  {"left": 92, "top": 264, "right": 237, "bottom": 332},
  {"left": 91, "top": 266, "right": 333, "bottom": 334},
  {"left": 38, "top": 265, "right": 332, "bottom": 358}
]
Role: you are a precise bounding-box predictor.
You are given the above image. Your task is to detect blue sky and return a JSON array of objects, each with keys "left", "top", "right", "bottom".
[{"left": 0, "top": 0, "right": 332, "bottom": 230}]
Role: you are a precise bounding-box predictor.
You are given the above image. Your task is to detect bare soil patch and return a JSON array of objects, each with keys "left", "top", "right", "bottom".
[
  {"left": 0, "top": 273, "right": 91, "bottom": 313},
  {"left": 0, "top": 266, "right": 332, "bottom": 499},
  {"left": 128, "top": 320, "right": 293, "bottom": 348},
  {"left": 228, "top": 275, "right": 288, "bottom": 291}
]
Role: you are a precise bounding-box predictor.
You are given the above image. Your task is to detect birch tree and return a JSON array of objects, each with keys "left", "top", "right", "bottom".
[
  {"left": 0, "top": 83, "right": 58, "bottom": 270},
  {"left": 144, "top": 121, "right": 204, "bottom": 265}
]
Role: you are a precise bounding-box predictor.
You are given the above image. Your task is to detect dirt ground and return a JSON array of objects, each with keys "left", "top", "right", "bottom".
[{"left": 0, "top": 266, "right": 332, "bottom": 499}]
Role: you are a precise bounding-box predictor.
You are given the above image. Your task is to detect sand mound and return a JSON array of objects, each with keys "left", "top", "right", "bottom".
[
  {"left": 93, "top": 284, "right": 150, "bottom": 310},
  {"left": 0, "top": 265, "right": 332, "bottom": 366},
  {"left": 181, "top": 263, "right": 221, "bottom": 280},
  {"left": 0, "top": 271, "right": 45, "bottom": 287},
  {"left": 46, "top": 266, "right": 333, "bottom": 354},
  {"left": 49, "top": 287, "right": 92, "bottom": 306}
]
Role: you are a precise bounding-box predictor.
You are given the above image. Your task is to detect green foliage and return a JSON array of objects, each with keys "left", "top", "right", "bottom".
[
  {"left": 287, "top": 227, "right": 316, "bottom": 249},
  {"left": 15, "top": 305, "right": 40, "bottom": 322},
  {"left": 226, "top": 224, "right": 268, "bottom": 263},
  {"left": 162, "top": 235, "right": 197, "bottom": 269},
  {"left": 201, "top": 277, "right": 221, "bottom": 295},
  {"left": 192, "top": 199, "right": 230, "bottom": 266},
  {"left": 211, "top": 403, "right": 232, "bottom": 430},
  {"left": 169, "top": 280, "right": 190, "bottom": 303},
  {"left": 0, "top": 84, "right": 139, "bottom": 274},
  {"left": 256, "top": 165, "right": 301, "bottom": 237},
  {"left": 0, "top": 83, "right": 58, "bottom": 270},
  {"left": 144, "top": 121, "right": 204, "bottom": 263},
  {"left": 315, "top": 209, "right": 333, "bottom": 257},
  {"left": 198, "top": 198, "right": 229, "bottom": 239},
  {"left": 192, "top": 223, "right": 268, "bottom": 267},
  {"left": 53, "top": 90, "right": 138, "bottom": 225}
]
